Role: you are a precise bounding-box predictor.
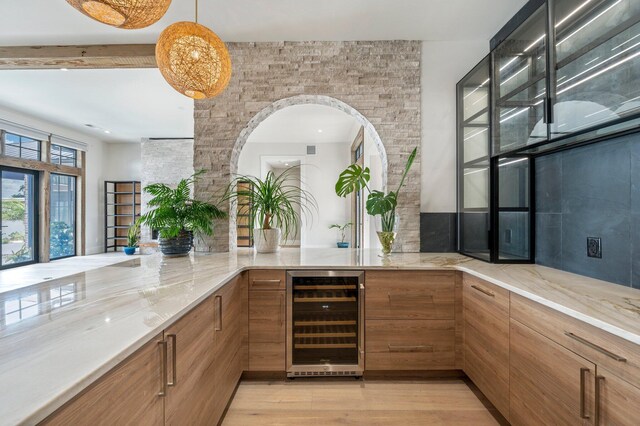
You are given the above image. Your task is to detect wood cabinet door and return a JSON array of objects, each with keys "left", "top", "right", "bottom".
[
  {"left": 463, "top": 275, "right": 510, "bottom": 420},
  {"left": 249, "top": 289, "right": 286, "bottom": 371},
  {"left": 366, "top": 319, "right": 456, "bottom": 370},
  {"left": 164, "top": 297, "right": 217, "bottom": 426},
  {"left": 596, "top": 366, "right": 640, "bottom": 426},
  {"left": 248, "top": 270, "right": 286, "bottom": 291},
  {"left": 42, "top": 334, "right": 165, "bottom": 426},
  {"left": 212, "top": 276, "right": 246, "bottom": 423},
  {"left": 510, "top": 319, "right": 595, "bottom": 426},
  {"left": 365, "top": 271, "right": 455, "bottom": 320}
]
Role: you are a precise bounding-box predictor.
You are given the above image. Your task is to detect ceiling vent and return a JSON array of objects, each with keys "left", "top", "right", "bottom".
[{"left": 307, "top": 145, "right": 317, "bottom": 155}]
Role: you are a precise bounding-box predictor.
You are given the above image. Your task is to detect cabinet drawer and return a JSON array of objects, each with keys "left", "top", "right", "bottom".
[
  {"left": 511, "top": 293, "right": 640, "bottom": 388},
  {"left": 365, "top": 320, "right": 456, "bottom": 370},
  {"left": 365, "top": 271, "right": 455, "bottom": 320},
  {"left": 249, "top": 270, "right": 286, "bottom": 290}
]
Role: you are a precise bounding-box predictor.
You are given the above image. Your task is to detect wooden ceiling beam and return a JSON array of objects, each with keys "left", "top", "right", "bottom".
[{"left": 0, "top": 44, "right": 157, "bottom": 70}]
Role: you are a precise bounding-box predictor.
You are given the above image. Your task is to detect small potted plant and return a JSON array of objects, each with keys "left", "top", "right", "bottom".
[
  {"left": 139, "top": 171, "right": 227, "bottom": 256},
  {"left": 329, "top": 222, "right": 352, "bottom": 248},
  {"left": 223, "top": 167, "right": 317, "bottom": 253},
  {"left": 124, "top": 220, "right": 140, "bottom": 255}
]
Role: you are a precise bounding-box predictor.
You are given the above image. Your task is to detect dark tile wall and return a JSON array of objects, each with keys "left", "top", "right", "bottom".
[
  {"left": 420, "top": 213, "right": 457, "bottom": 253},
  {"left": 535, "top": 133, "right": 640, "bottom": 287}
]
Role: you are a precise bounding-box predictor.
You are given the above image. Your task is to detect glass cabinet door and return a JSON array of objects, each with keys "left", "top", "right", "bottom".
[
  {"left": 552, "top": 0, "right": 640, "bottom": 137},
  {"left": 493, "top": 4, "right": 549, "bottom": 154},
  {"left": 496, "top": 157, "right": 532, "bottom": 261},
  {"left": 457, "top": 55, "right": 491, "bottom": 261}
]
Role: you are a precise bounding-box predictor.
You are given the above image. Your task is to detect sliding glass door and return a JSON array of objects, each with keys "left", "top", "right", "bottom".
[
  {"left": 1, "top": 167, "right": 38, "bottom": 268},
  {"left": 50, "top": 174, "right": 76, "bottom": 260}
]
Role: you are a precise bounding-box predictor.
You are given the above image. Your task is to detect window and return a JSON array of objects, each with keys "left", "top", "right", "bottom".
[
  {"left": 3, "top": 132, "right": 41, "bottom": 161},
  {"left": 1, "top": 168, "right": 38, "bottom": 268},
  {"left": 50, "top": 174, "right": 76, "bottom": 259},
  {"left": 50, "top": 144, "right": 78, "bottom": 167}
]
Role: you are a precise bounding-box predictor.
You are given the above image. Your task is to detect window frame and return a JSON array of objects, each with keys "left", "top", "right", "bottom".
[
  {"left": 3, "top": 132, "right": 42, "bottom": 161},
  {"left": 0, "top": 166, "right": 40, "bottom": 270},
  {"left": 50, "top": 143, "right": 78, "bottom": 168},
  {"left": 49, "top": 173, "right": 77, "bottom": 261}
]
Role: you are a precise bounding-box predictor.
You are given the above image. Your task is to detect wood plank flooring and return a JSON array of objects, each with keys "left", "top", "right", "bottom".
[{"left": 222, "top": 379, "right": 505, "bottom": 425}]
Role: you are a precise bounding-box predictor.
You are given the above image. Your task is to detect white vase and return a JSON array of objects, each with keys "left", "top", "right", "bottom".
[{"left": 254, "top": 228, "right": 281, "bottom": 253}]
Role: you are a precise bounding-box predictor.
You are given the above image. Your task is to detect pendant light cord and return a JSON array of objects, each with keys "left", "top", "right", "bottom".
[{"left": 195, "top": 0, "right": 198, "bottom": 23}]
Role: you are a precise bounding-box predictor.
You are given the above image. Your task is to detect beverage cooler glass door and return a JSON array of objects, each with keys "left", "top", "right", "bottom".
[{"left": 287, "top": 271, "right": 364, "bottom": 376}]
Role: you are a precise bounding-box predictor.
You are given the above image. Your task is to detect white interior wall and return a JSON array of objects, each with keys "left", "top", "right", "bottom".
[
  {"left": 420, "top": 40, "right": 490, "bottom": 213},
  {"left": 271, "top": 166, "right": 301, "bottom": 246},
  {"left": 103, "top": 143, "right": 142, "bottom": 181},
  {"left": 238, "top": 142, "right": 351, "bottom": 248},
  {"left": 363, "top": 131, "right": 382, "bottom": 250},
  {"left": 0, "top": 106, "right": 107, "bottom": 255}
]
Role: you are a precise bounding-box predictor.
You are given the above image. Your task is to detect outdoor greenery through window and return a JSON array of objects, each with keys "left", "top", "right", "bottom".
[
  {"left": 3, "top": 132, "right": 41, "bottom": 161},
  {"left": 1, "top": 169, "right": 37, "bottom": 268},
  {"left": 50, "top": 144, "right": 77, "bottom": 167},
  {"left": 50, "top": 174, "right": 76, "bottom": 259}
]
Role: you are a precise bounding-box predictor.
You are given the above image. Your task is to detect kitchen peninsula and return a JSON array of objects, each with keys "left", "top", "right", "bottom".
[{"left": 1, "top": 249, "right": 639, "bottom": 425}]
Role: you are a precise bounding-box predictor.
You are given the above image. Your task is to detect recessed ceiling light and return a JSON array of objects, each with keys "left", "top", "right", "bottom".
[
  {"left": 318, "top": 129, "right": 323, "bottom": 133},
  {"left": 104, "top": 130, "right": 111, "bottom": 134},
  {"left": 60, "top": 68, "right": 68, "bottom": 72}
]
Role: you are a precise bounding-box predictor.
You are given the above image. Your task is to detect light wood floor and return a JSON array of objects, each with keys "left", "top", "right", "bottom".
[{"left": 222, "top": 379, "right": 506, "bottom": 425}]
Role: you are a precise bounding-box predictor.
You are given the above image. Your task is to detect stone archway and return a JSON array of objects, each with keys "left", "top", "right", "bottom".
[
  {"left": 192, "top": 41, "right": 421, "bottom": 253},
  {"left": 230, "top": 95, "right": 388, "bottom": 184},
  {"left": 228, "top": 95, "right": 389, "bottom": 250}
]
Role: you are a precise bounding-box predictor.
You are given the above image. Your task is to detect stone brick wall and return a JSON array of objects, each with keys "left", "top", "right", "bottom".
[
  {"left": 140, "top": 138, "right": 194, "bottom": 251},
  {"left": 194, "top": 41, "right": 422, "bottom": 252}
]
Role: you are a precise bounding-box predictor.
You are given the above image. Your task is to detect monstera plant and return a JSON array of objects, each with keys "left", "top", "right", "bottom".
[{"left": 335, "top": 147, "right": 417, "bottom": 254}]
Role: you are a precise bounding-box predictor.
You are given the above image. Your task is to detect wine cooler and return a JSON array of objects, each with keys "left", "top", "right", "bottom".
[{"left": 287, "top": 270, "right": 364, "bottom": 377}]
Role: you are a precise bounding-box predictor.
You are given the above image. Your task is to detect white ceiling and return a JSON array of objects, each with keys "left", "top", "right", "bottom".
[
  {"left": 1, "top": 1, "right": 527, "bottom": 45},
  {"left": 0, "top": 0, "right": 527, "bottom": 143},
  {"left": 0, "top": 69, "right": 193, "bottom": 143},
  {"left": 247, "top": 105, "right": 360, "bottom": 145}
]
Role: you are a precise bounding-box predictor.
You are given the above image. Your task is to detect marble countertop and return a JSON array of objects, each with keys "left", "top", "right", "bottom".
[{"left": 1, "top": 248, "right": 640, "bottom": 425}]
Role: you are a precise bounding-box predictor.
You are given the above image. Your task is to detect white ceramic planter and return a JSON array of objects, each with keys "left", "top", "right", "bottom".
[{"left": 254, "top": 228, "right": 281, "bottom": 253}]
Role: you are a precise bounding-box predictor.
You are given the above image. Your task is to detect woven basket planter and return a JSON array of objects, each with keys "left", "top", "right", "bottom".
[{"left": 159, "top": 230, "right": 193, "bottom": 257}]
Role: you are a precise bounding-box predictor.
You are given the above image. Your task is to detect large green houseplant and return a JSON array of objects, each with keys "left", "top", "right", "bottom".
[
  {"left": 223, "top": 167, "right": 317, "bottom": 253},
  {"left": 335, "top": 147, "right": 417, "bottom": 254},
  {"left": 139, "top": 171, "right": 227, "bottom": 256}
]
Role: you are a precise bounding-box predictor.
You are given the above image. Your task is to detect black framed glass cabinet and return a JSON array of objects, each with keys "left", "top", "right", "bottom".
[
  {"left": 457, "top": 56, "right": 492, "bottom": 261},
  {"left": 457, "top": 0, "right": 640, "bottom": 263}
]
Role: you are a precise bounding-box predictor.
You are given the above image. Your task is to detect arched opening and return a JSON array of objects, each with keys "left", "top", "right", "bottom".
[{"left": 230, "top": 95, "right": 388, "bottom": 250}]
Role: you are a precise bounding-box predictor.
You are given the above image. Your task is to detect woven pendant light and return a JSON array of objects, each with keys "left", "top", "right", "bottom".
[
  {"left": 156, "top": 21, "right": 232, "bottom": 99},
  {"left": 66, "top": 0, "right": 171, "bottom": 29}
]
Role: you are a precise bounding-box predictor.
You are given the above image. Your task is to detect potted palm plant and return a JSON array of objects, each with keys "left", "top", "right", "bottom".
[
  {"left": 139, "top": 171, "right": 227, "bottom": 256},
  {"left": 223, "top": 167, "right": 317, "bottom": 253},
  {"left": 124, "top": 220, "right": 140, "bottom": 255},
  {"left": 329, "top": 222, "right": 352, "bottom": 248},
  {"left": 335, "top": 147, "right": 417, "bottom": 255}
]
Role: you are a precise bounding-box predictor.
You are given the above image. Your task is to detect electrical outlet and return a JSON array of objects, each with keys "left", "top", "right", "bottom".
[{"left": 587, "top": 237, "right": 602, "bottom": 259}]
